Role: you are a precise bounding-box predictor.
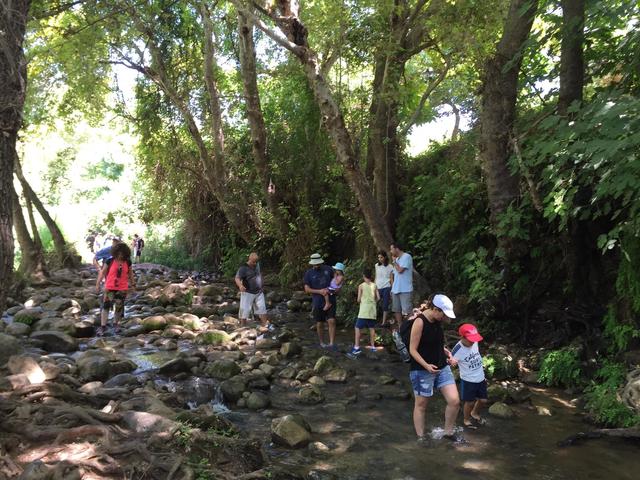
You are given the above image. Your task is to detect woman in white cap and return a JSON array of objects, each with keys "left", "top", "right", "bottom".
[{"left": 407, "top": 293, "right": 464, "bottom": 444}]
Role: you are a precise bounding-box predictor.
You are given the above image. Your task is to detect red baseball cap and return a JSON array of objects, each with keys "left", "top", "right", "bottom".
[{"left": 458, "top": 323, "right": 483, "bottom": 342}]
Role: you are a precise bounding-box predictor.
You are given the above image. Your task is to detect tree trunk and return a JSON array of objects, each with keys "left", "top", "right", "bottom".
[
  {"left": 12, "top": 188, "right": 48, "bottom": 280},
  {"left": 0, "top": 0, "right": 30, "bottom": 311},
  {"left": 558, "top": 0, "right": 585, "bottom": 116},
  {"left": 14, "top": 159, "right": 79, "bottom": 268},
  {"left": 24, "top": 192, "right": 43, "bottom": 251},
  {"left": 237, "top": 11, "right": 290, "bottom": 238},
  {"left": 479, "top": 0, "right": 538, "bottom": 255}
]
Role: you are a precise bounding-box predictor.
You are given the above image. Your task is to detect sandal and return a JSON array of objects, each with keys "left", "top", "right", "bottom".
[
  {"left": 463, "top": 421, "right": 478, "bottom": 430},
  {"left": 471, "top": 416, "right": 487, "bottom": 426}
]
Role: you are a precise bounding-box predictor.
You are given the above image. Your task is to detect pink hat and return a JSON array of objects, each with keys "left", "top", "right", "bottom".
[{"left": 458, "top": 323, "right": 483, "bottom": 342}]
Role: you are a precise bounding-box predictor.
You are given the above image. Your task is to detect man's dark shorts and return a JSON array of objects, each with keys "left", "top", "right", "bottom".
[
  {"left": 460, "top": 379, "right": 488, "bottom": 402},
  {"left": 312, "top": 295, "right": 337, "bottom": 322}
]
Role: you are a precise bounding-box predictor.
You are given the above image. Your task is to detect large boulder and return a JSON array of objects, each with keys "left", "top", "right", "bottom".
[
  {"left": 220, "top": 375, "right": 247, "bottom": 402},
  {"left": 7, "top": 355, "right": 46, "bottom": 384},
  {"left": 29, "top": 331, "right": 76, "bottom": 353},
  {"left": 122, "top": 411, "right": 177, "bottom": 434},
  {"left": 622, "top": 368, "right": 640, "bottom": 414},
  {"left": 271, "top": 415, "right": 312, "bottom": 448},
  {"left": 196, "top": 329, "right": 231, "bottom": 346},
  {"left": 324, "top": 367, "right": 348, "bottom": 383},
  {"left": 180, "top": 313, "right": 203, "bottom": 330},
  {"left": 205, "top": 360, "right": 241, "bottom": 380},
  {"left": 246, "top": 391, "right": 271, "bottom": 410},
  {"left": 313, "top": 356, "right": 337, "bottom": 374},
  {"left": 13, "top": 307, "right": 43, "bottom": 325},
  {"left": 256, "top": 337, "right": 280, "bottom": 350},
  {"left": 297, "top": 385, "right": 325, "bottom": 405},
  {"left": 142, "top": 315, "right": 168, "bottom": 332},
  {"left": 5, "top": 322, "right": 31, "bottom": 336},
  {"left": 280, "top": 341, "right": 302, "bottom": 359},
  {"left": 41, "top": 297, "right": 73, "bottom": 312},
  {"left": 489, "top": 402, "right": 516, "bottom": 419}
]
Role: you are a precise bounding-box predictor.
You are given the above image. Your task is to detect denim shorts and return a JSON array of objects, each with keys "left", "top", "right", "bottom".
[{"left": 410, "top": 366, "right": 455, "bottom": 397}]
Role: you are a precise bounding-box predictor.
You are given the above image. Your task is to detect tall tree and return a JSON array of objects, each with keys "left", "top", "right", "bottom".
[
  {"left": 232, "top": 0, "right": 395, "bottom": 251},
  {"left": 0, "top": 0, "right": 30, "bottom": 311},
  {"left": 14, "top": 158, "right": 79, "bottom": 268},
  {"left": 12, "top": 187, "right": 48, "bottom": 280},
  {"left": 479, "top": 0, "right": 538, "bottom": 257},
  {"left": 558, "top": 0, "right": 585, "bottom": 115}
]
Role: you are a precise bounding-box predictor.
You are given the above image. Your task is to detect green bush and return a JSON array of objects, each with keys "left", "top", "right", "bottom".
[
  {"left": 584, "top": 361, "right": 639, "bottom": 427},
  {"left": 143, "top": 224, "right": 212, "bottom": 270},
  {"left": 219, "top": 243, "right": 251, "bottom": 278},
  {"left": 538, "top": 347, "right": 583, "bottom": 388}
]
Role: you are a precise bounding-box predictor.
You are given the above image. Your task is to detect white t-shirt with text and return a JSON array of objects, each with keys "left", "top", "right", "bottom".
[{"left": 451, "top": 341, "right": 485, "bottom": 383}]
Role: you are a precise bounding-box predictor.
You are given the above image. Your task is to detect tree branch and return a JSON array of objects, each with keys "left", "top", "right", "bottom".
[{"left": 399, "top": 62, "right": 449, "bottom": 136}]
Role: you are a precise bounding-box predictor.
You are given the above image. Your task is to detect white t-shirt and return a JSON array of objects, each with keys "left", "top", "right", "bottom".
[
  {"left": 375, "top": 263, "right": 394, "bottom": 290},
  {"left": 451, "top": 341, "right": 485, "bottom": 383}
]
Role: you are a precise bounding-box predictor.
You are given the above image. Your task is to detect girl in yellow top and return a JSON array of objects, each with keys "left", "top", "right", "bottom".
[{"left": 349, "top": 268, "right": 380, "bottom": 356}]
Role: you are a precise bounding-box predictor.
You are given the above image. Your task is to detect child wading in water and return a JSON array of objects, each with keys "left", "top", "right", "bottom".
[
  {"left": 323, "top": 263, "right": 345, "bottom": 311},
  {"left": 450, "top": 323, "right": 488, "bottom": 428},
  {"left": 95, "top": 243, "right": 135, "bottom": 336},
  {"left": 349, "top": 268, "right": 380, "bottom": 356}
]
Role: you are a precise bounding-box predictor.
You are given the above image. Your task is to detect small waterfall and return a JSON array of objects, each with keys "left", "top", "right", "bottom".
[{"left": 210, "top": 384, "right": 230, "bottom": 414}]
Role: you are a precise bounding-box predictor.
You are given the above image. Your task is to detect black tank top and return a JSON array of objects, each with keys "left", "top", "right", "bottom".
[{"left": 410, "top": 314, "right": 448, "bottom": 371}]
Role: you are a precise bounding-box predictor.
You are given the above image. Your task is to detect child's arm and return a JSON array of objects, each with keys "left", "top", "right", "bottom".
[
  {"left": 357, "top": 284, "right": 363, "bottom": 303},
  {"left": 374, "top": 288, "right": 380, "bottom": 301}
]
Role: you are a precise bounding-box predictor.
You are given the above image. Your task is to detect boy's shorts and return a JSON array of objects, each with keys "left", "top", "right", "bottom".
[
  {"left": 460, "top": 379, "right": 488, "bottom": 402},
  {"left": 355, "top": 318, "right": 376, "bottom": 329},
  {"left": 409, "top": 366, "right": 455, "bottom": 397}
]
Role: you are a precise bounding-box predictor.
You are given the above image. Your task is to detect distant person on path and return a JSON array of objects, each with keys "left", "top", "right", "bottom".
[
  {"left": 93, "top": 237, "right": 121, "bottom": 270},
  {"left": 323, "top": 262, "right": 345, "bottom": 310},
  {"left": 132, "top": 234, "right": 145, "bottom": 263},
  {"left": 235, "top": 252, "right": 274, "bottom": 331},
  {"left": 349, "top": 268, "right": 380, "bottom": 357},
  {"left": 95, "top": 242, "right": 135, "bottom": 336},
  {"left": 85, "top": 231, "right": 96, "bottom": 253},
  {"left": 407, "top": 293, "right": 464, "bottom": 444},
  {"left": 390, "top": 242, "right": 413, "bottom": 328},
  {"left": 304, "top": 253, "right": 337, "bottom": 349},
  {"left": 375, "top": 250, "right": 394, "bottom": 326},
  {"left": 450, "top": 323, "right": 488, "bottom": 429}
]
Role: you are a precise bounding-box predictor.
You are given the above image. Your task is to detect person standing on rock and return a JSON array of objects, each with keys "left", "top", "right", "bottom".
[
  {"left": 375, "top": 250, "right": 394, "bottom": 326},
  {"left": 407, "top": 293, "right": 464, "bottom": 444},
  {"left": 390, "top": 242, "right": 413, "bottom": 329},
  {"left": 235, "top": 252, "right": 274, "bottom": 331},
  {"left": 304, "top": 253, "right": 337, "bottom": 349},
  {"left": 95, "top": 242, "right": 135, "bottom": 336},
  {"left": 131, "top": 234, "right": 145, "bottom": 263},
  {"left": 92, "top": 236, "right": 121, "bottom": 270}
]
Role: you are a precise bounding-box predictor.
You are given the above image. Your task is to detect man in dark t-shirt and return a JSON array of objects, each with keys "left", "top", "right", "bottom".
[
  {"left": 303, "top": 253, "right": 337, "bottom": 348},
  {"left": 235, "top": 252, "right": 273, "bottom": 330}
]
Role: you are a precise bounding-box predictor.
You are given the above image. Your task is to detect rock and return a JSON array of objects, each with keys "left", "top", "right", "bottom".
[
  {"left": 73, "top": 321, "right": 95, "bottom": 338},
  {"left": 271, "top": 414, "right": 312, "bottom": 448},
  {"left": 198, "top": 285, "right": 224, "bottom": 297},
  {"left": 313, "top": 356, "right": 336, "bottom": 374},
  {"left": 41, "top": 297, "right": 73, "bottom": 312},
  {"left": 298, "top": 385, "right": 325, "bottom": 404},
  {"left": 196, "top": 329, "right": 231, "bottom": 346},
  {"left": 247, "top": 376, "right": 271, "bottom": 390},
  {"left": 508, "top": 385, "right": 532, "bottom": 403},
  {"left": 189, "top": 306, "right": 215, "bottom": 319},
  {"left": 124, "top": 324, "right": 146, "bottom": 337},
  {"left": 142, "top": 315, "right": 168, "bottom": 332},
  {"left": 308, "top": 441, "right": 330, "bottom": 454},
  {"left": 40, "top": 362, "right": 61, "bottom": 381},
  {"left": 78, "top": 381, "right": 103, "bottom": 394},
  {"left": 622, "top": 368, "right": 640, "bottom": 414},
  {"left": 259, "top": 363, "right": 276, "bottom": 377},
  {"left": 308, "top": 376, "right": 326, "bottom": 386},
  {"left": 256, "top": 337, "right": 280, "bottom": 350},
  {"left": 286, "top": 299, "right": 301, "bottom": 311},
  {"left": 280, "top": 341, "right": 302, "bottom": 358},
  {"left": 29, "top": 331, "right": 76, "bottom": 353},
  {"left": 248, "top": 356, "right": 264, "bottom": 368},
  {"left": 61, "top": 305, "right": 82, "bottom": 318},
  {"left": 5, "top": 322, "right": 31, "bottom": 336},
  {"left": 122, "top": 411, "right": 177, "bottom": 434},
  {"left": 220, "top": 375, "right": 248, "bottom": 402},
  {"left": 8, "top": 355, "right": 46, "bottom": 384},
  {"left": 159, "top": 358, "right": 195, "bottom": 375},
  {"left": 246, "top": 391, "right": 270, "bottom": 410},
  {"left": 181, "top": 313, "right": 204, "bottom": 330},
  {"left": 487, "top": 383, "right": 510, "bottom": 403},
  {"left": 522, "top": 371, "right": 540, "bottom": 385},
  {"left": 279, "top": 366, "right": 297, "bottom": 379},
  {"left": 175, "top": 410, "right": 236, "bottom": 433},
  {"left": 104, "top": 373, "right": 139, "bottom": 388},
  {"left": 13, "top": 307, "right": 43, "bottom": 325},
  {"left": 324, "top": 367, "right": 348, "bottom": 383},
  {"left": 120, "top": 395, "right": 175, "bottom": 418},
  {"left": 378, "top": 375, "right": 396, "bottom": 385},
  {"left": 489, "top": 402, "right": 515, "bottom": 419},
  {"left": 296, "top": 369, "right": 314, "bottom": 381},
  {"left": 535, "top": 406, "right": 553, "bottom": 416},
  {"left": 77, "top": 354, "right": 112, "bottom": 381},
  {"left": 206, "top": 359, "right": 241, "bottom": 380}
]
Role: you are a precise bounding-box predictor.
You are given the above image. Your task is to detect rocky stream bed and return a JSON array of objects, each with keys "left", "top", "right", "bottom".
[{"left": 1, "top": 264, "right": 639, "bottom": 479}]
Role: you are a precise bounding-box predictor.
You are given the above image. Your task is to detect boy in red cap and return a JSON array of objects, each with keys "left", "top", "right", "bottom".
[{"left": 450, "top": 323, "right": 487, "bottom": 428}]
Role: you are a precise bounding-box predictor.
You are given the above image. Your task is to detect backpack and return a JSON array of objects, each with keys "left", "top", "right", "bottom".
[
  {"left": 139, "top": 238, "right": 144, "bottom": 249},
  {"left": 399, "top": 317, "right": 416, "bottom": 351}
]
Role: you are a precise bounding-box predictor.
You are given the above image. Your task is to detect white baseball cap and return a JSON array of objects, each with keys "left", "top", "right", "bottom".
[{"left": 433, "top": 294, "right": 456, "bottom": 318}]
